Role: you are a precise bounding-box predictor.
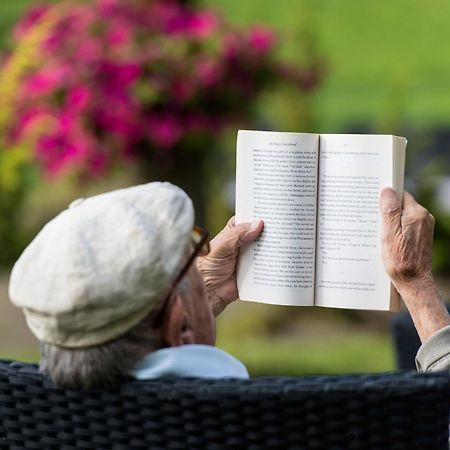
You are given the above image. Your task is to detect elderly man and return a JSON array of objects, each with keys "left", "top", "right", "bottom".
[{"left": 8, "top": 182, "right": 450, "bottom": 389}]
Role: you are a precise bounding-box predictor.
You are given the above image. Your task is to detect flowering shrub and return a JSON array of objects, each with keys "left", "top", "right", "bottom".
[{"left": 2, "top": 0, "right": 322, "bottom": 178}]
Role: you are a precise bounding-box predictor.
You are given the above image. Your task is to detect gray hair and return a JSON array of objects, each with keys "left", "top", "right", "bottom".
[
  {"left": 39, "top": 279, "right": 191, "bottom": 390},
  {"left": 39, "top": 310, "right": 158, "bottom": 390}
]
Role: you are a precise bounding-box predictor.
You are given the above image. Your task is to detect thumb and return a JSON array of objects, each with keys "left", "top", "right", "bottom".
[
  {"left": 379, "top": 187, "right": 402, "bottom": 230},
  {"left": 224, "top": 218, "right": 264, "bottom": 246},
  {"left": 212, "top": 218, "right": 264, "bottom": 256},
  {"left": 239, "top": 218, "right": 264, "bottom": 243}
]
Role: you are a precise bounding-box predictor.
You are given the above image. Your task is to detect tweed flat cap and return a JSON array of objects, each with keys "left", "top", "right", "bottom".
[{"left": 9, "top": 182, "right": 194, "bottom": 347}]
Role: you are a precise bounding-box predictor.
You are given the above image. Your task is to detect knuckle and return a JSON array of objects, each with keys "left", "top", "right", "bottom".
[
  {"left": 226, "top": 216, "right": 235, "bottom": 228},
  {"left": 396, "top": 259, "right": 412, "bottom": 274},
  {"left": 418, "top": 209, "right": 429, "bottom": 220},
  {"left": 394, "top": 262, "right": 418, "bottom": 281},
  {"left": 407, "top": 208, "right": 428, "bottom": 224},
  {"left": 382, "top": 214, "right": 400, "bottom": 231},
  {"left": 383, "top": 208, "right": 401, "bottom": 219},
  {"left": 413, "top": 204, "right": 430, "bottom": 219}
]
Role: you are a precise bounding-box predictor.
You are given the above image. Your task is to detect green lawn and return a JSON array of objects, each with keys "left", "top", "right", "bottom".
[
  {"left": 1, "top": 335, "right": 394, "bottom": 376},
  {"left": 217, "top": 334, "right": 394, "bottom": 376},
  {"left": 1, "top": 334, "right": 394, "bottom": 376},
  {"left": 215, "top": 302, "right": 396, "bottom": 376},
  {"left": 206, "top": 0, "right": 450, "bottom": 130}
]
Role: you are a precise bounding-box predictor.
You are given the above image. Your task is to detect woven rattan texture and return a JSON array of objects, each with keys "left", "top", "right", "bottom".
[{"left": 0, "top": 360, "right": 449, "bottom": 449}]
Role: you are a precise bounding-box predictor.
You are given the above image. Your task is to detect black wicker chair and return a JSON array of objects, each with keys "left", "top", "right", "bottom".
[{"left": 0, "top": 360, "right": 449, "bottom": 449}]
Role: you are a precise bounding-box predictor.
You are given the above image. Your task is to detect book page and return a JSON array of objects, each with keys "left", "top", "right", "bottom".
[
  {"left": 236, "top": 130, "right": 319, "bottom": 306},
  {"left": 315, "top": 135, "right": 406, "bottom": 310}
]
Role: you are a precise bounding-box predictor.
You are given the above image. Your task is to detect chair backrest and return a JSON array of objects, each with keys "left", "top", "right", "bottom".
[{"left": 0, "top": 359, "right": 449, "bottom": 449}]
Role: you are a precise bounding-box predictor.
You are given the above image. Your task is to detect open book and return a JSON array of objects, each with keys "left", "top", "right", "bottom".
[{"left": 235, "top": 130, "right": 406, "bottom": 311}]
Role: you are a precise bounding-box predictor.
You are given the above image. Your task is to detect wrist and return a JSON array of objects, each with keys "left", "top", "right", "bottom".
[
  {"left": 394, "top": 274, "right": 436, "bottom": 300},
  {"left": 396, "top": 277, "right": 450, "bottom": 343}
]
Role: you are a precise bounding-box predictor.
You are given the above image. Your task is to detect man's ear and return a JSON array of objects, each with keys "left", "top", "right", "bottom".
[{"left": 162, "top": 293, "right": 194, "bottom": 346}]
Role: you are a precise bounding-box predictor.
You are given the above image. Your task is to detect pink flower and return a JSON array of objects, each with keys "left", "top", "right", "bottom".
[
  {"left": 93, "top": 92, "right": 140, "bottom": 139},
  {"left": 35, "top": 114, "right": 94, "bottom": 177},
  {"left": 247, "top": 26, "right": 276, "bottom": 54},
  {"left": 99, "top": 61, "right": 142, "bottom": 91},
  {"left": 97, "top": 0, "right": 120, "bottom": 16},
  {"left": 106, "top": 21, "right": 132, "bottom": 47},
  {"left": 223, "top": 34, "right": 240, "bottom": 60},
  {"left": 165, "top": 14, "right": 191, "bottom": 35},
  {"left": 23, "top": 66, "right": 69, "bottom": 96},
  {"left": 164, "top": 6, "right": 217, "bottom": 38},
  {"left": 66, "top": 86, "right": 91, "bottom": 113},
  {"left": 5, "top": 0, "right": 311, "bottom": 179},
  {"left": 147, "top": 115, "right": 183, "bottom": 148},
  {"left": 95, "top": 107, "right": 139, "bottom": 138},
  {"left": 75, "top": 39, "right": 102, "bottom": 62},
  {"left": 13, "top": 5, "right": 49, "bottom": 38},
  {"left": 7, "top": 108, "right": 49, "bottom": 142},
  {"left": 188, "top": 12, "right": 218, "bottom": 38},
  {"left": 42, "top": 7, "right": 96, "bottom": 53}
]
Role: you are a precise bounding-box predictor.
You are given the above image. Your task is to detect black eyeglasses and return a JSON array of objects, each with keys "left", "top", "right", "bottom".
[{"left": 151, "top": 226, "right": 210, "bottom": 328}]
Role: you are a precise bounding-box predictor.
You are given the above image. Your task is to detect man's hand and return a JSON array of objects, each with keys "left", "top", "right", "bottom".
[
  {"left": 380, "top": 188, "right": 450, "bottom": 342},
  {"left": 197, "top": 217, "right": 264, "bottom": 316},
  {"left": 380, "top": 188, "right": 435, "bottom": 286}
]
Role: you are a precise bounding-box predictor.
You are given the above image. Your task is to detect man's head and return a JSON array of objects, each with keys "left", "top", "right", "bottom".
[{"left": 9, "top": 182, "right": 214, "bottom": 389}]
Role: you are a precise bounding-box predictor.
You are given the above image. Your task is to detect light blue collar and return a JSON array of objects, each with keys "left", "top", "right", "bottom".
[{"left": 130, "top": 344, "right": 249, "bottom": 379}]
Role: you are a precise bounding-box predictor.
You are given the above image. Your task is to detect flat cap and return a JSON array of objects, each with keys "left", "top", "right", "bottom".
[{"left": 9, "top": 182, "right": 194, "bottom": 347}]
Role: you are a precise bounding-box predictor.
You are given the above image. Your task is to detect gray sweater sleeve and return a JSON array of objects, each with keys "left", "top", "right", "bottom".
[{"left": 416, "top": 325, "right": 450, "bottom": 372}]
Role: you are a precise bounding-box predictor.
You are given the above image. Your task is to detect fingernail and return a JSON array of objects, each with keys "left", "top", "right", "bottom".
[
  {"left": 381, "top": 188, "right": 397, "bottom": 200},
  {"left": 250, "top": 219, "right": 262, "bottom": 231}
]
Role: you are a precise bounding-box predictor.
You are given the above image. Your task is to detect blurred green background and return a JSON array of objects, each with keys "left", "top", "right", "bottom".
[{"left": 0, "top": 0, "right": 449, "bottom": 376}]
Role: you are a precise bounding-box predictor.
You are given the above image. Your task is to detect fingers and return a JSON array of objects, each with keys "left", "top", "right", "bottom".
[
  {"left": 211, "top": 218, "right": 264, "bottom": 256},
  {"left": 403, "top": 191, "right": 419, "bottom": 209},
  {"left": 224, "top": 219, "right": 264, "bottom": 246},
  {"left": 223, "top": 216, "right": 263, "bottom": 241},
  {"left": 226, "top": 216, "right": 236, "bottom": 228},
  {"left": 401, "top": 192, "right": 434, "bottom": 230},
  {"left": 380, "top": 188, "right": 402, "bottom": 215},
  {"left": 429, "top": 213, "right": 436, "bottom": 226},
  {"left": 240, "top": 219, "right": 264, "bottom": 242},
  {"left": 380, "top": 188, "right": 402, "bottom": 237},
  {"left": 379, "top": 188, "right": 436, "bottom": 287}
]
